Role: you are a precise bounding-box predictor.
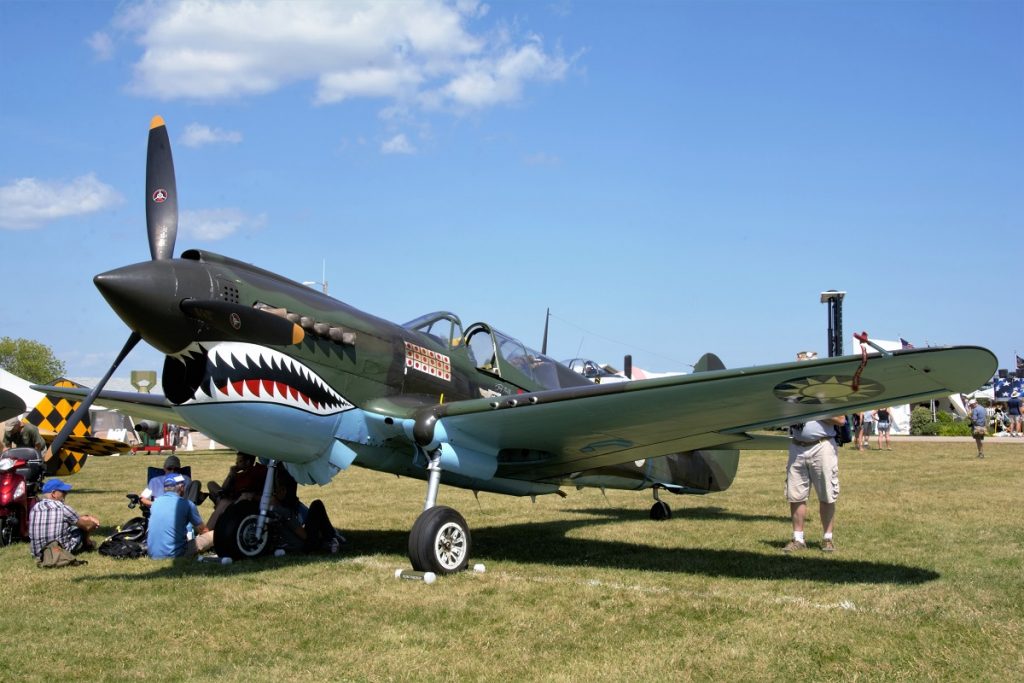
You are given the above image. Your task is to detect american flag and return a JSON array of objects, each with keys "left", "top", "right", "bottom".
[
  {"left": 994, "top": 376, "right": 1024, "bottom": 399},
  {"left": 1017, "top": 354, "right": 1024, "bottom": 372},
  {"left": 900, "top": 337, "right": 914, "bottom": 349}
]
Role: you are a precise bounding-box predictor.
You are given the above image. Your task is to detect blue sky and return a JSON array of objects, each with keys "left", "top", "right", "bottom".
[{"left": 1, "top": 0, "right": 1021, "bottom": 385}]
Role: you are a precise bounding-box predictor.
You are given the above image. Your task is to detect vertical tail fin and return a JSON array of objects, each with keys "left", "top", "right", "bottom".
[
  {"left": 25, "top": 378, "right": 92, "bottom": 476},
  {"left": 693, "top": 353, "right": 726, "bottom": 373}
]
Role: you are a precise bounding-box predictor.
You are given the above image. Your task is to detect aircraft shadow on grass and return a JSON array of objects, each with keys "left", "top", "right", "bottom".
[
  {"left": 81, "top": 508, "right": 937, "bottom": 585},
  {"left": 569, "top": 505, "right": 788, "bottom": 524}
]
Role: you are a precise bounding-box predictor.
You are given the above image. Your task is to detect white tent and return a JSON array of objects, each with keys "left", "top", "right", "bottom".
[{"left": 846, "top": 336, "right": 970, "bottom": 434}]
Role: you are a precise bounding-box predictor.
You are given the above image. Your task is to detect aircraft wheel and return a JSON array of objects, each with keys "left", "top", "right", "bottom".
[
  {"left": 0, "top": 517, "right": 17, "bottom": 546},
  {"left": 214, "top": 500, "right": 270, "bottom": 560},
  {"left": 650, "top": 500, "right": 672, "bottom": 521},
  {"left": 408, "top": 506, "right": 471, "bottom": 574}
]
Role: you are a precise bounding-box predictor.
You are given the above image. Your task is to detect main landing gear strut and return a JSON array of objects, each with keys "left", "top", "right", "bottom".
[
  {"left": 407, "top": 448, "right": 472, "bottom": 574},
  {"left": 650, "top": 486, "right": 672, "bottom": 521},
  {"left": 214, "top": 459, "right": 279, "bottom": 560}
]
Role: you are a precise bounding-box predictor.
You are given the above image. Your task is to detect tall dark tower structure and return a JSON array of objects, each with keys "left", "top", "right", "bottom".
[{"left": 820, "top": 290, "right": 846, "bottom": 358}]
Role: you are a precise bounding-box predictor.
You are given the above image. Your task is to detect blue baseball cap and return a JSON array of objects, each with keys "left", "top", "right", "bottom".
[
  {"left": 41, "top": 479, "right": 72, "bottom": 494},
  {"left": 163, "top": 473, "right": 187, "bottom": 489}
]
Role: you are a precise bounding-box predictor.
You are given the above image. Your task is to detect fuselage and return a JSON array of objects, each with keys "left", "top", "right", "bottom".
[
  {"left": 93, "top": 250, "right": 623, "bottom": 492},
  {"left": 93, "top": 250, "right": 741, "bottom": 496}
]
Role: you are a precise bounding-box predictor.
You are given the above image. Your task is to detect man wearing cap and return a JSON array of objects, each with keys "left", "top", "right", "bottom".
[
  {"left": 969, "top": 399, "right": 987, "bottom": 458},
  {"left": 147, "top": 473, "right": 213, "bottom": 559},
  {"left": 1007, "top": 391, "right": 1022, "bottom": 438},
  {"left": 3, "top": 420, "right": 45, "bottom": 454},
  {"left": 28, "top": 479, "right": 100, "bottom": 561},
  {"left": 140, "top": 454, "right": 192, "bottom": 509}
]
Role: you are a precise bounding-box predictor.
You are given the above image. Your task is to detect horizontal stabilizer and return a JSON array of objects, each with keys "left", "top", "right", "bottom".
[{"left": 42, "top": 433, "right": 130, "bottom": 457}]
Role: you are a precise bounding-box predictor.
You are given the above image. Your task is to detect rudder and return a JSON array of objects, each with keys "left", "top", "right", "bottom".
[{"left": 25, "top": 378, "right": 91, "bottom": 476}]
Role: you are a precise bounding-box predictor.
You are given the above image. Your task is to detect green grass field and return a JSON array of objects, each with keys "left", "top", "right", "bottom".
[{"left": 1, "top": 440, "right": 1021, "bottom": 682}]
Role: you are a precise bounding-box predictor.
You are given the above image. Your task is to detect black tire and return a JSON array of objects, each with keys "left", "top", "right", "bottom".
[
  {"left": 214, "top": 500, "right": 270, "bottom": 560},
  {"left": 408, "top": 506, "right": 471, "bottom": 574},
  {"left": 0, "top": 516, "right": 17, "bottom": 546},
  {"left": 650, "top": 500, "right": 672, "bottom": 521}
]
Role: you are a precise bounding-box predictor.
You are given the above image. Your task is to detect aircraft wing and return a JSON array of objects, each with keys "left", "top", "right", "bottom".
[
  {"left": 29, "top": 385, "right": 188, "bottom": 428},
  {"left": 425, "top": 346, "right": 994, "bottom": 480},
  {"left": 0, "top": 388, "right": 27, "bottom": 422}
]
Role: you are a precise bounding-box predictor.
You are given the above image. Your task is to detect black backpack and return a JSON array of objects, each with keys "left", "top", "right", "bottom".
[
  {"left": 98, "top": 536, "right": 147, "bottom": 559},
  {"left": 98, "top": 518, "right": 148, "bottom": 559},
  {"left": 834, "top": 418, "right": 853, "bottom": 445}
]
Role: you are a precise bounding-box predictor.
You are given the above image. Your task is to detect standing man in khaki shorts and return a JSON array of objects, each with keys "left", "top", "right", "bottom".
[{"left": 784, "top": 415, "right": 846, "bottom": 553}]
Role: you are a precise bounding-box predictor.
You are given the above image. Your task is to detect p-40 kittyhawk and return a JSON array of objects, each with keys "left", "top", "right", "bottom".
[{"left": 44, "top": 117, "right": 996, "bottom": 573}]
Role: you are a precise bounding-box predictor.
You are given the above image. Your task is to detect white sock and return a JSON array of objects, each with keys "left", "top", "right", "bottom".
[
  {"left": 823, "top": 532, "right": 833, "bottom": 541},
  {"left": 794, "top": 531, "right": 805, "bottom": 543}
]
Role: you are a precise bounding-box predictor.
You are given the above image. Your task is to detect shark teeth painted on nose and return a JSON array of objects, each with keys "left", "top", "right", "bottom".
[{"left": 173, "top": 341, "right": 353, "bottom": 415}]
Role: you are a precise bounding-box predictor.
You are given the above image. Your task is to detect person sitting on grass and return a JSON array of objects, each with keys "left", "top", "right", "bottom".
[
  {"left": 205, "top": 452, "right": 267, "bottom": 529},
  {"left": 28, "top": 479, "right": 100, "bottom": 561},
  {"left": 147, "top": 473, "right": 213, "bottom": 559},
  {"left": 269, "top": 468, "right": 341, "bottom": 555}
]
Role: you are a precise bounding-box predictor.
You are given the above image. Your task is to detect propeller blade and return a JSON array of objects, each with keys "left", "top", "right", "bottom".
[
  {"left": 47, "top": 332, "right": 141, "bottom": 459},
  {"left": 146, "top": 115, "right": 178, "bottom": 260},
  {"left": 180, "top": 300, "right": 305, "bottom": 346},
  {"left": 541, "top": 307, "right": 550, "bottom": 356}
]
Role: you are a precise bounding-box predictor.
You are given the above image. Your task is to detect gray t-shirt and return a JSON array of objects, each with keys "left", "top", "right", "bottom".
[{"left": 790, "top": 420, "right": 834, "bottom": 442}]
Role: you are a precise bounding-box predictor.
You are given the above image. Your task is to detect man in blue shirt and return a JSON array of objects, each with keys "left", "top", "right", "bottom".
[
  {"left": 147, "top": 473, "right": 213, "bottom": 559},
  {"left": 1007, "top": 391, "right": 1022, "bottom": 438},
  {"left": 969, "top": 399, "right": 987, "bottom": 459}
]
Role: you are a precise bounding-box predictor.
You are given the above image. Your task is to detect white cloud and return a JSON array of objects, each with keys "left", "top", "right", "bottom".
[
  {"left": 381, "top": 134, "right": 415, "bottom": 155},
  {"left": 181, "top": 123, "right": 243, "bottom": 148},
  {"left": 441, "top": 40, "right": 568, "bottom": 109},
  {"left": 180, "top": 208, "right": 265, "bottom": 241},
  {"left": 88, "top": 31, "right": 114, "bottom": 61},
  {"left": 0, "top": 174, "right": 123, "bottom": 229},
  {"left": 113, "top": 0, "right": 571, "bottom": 113}
]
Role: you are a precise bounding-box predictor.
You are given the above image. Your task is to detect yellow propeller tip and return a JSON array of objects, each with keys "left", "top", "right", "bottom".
[
  {"left": 150, "top": 115, "right": 166, "bottom": 129},
  {"left": 292, "top": 326, "right": 305, "bottom": 345}
]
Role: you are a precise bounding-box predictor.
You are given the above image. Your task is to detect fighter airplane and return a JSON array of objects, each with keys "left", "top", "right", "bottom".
[{"left": 43, "top": 116, "right": 997, "bottom": 573}]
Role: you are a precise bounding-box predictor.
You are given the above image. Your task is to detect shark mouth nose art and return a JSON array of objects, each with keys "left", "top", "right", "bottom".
[{"left": 163, "top": 341, "right": 353, "bottom": 415}]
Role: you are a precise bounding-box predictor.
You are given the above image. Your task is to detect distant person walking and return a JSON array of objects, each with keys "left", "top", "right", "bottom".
[
  {"left": 968, "top": 399, "right": 987, "bottom": 459},
  {"left": 874, "top": 407, "right": 894, "bottom": 450},
  {"left": 861, "top": 410, "right": 875, "bottom": 448},
  {"left": 1008, "top": 391, "right": 1022, "bottom": 437},
  {"left": 852, "top": 412, "right": 864, "bottom": 451}
]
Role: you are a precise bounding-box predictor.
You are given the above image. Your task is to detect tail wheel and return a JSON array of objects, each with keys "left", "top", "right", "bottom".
[
  {"left": 408, "top": 506, "right": 471, "bottom": 575},
  {"left": 650, "top": 500, "right": 672, "bottom": 521},
  {"left": 214, "top": 500, "right": 270, "bottom": 560}
]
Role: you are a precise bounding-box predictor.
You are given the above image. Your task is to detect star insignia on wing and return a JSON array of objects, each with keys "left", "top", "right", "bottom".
[{"left": 773, "top": 375, "right": 884, "bottom": 405}]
